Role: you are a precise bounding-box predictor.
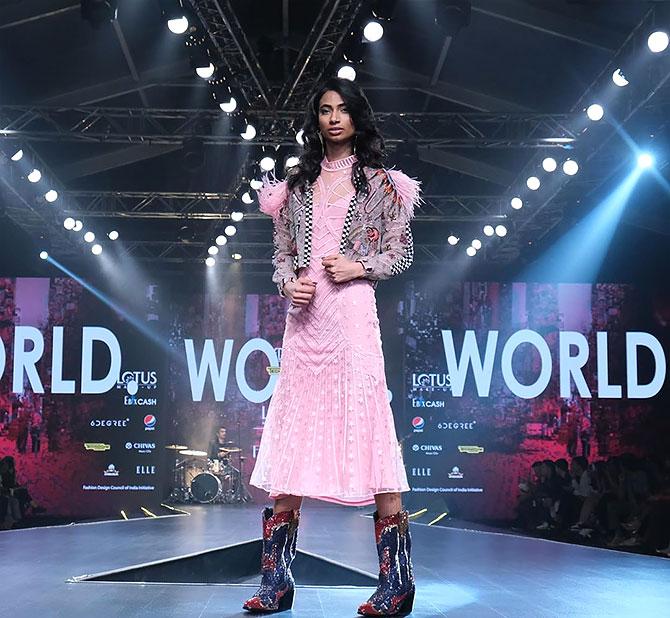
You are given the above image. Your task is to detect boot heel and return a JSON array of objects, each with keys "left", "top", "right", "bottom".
[
  {"left": 396, "top": 588, "right": 415, "bottom": 615},
  {"left": 277, "top": 587, "right": 295, "bottom": 611}
]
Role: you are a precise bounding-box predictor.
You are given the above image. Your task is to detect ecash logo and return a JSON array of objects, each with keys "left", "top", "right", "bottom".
[
  {"left": 411, "top": 416, "right": 425, "bottom": 433},
  {"left": 144, "top": 414, "right": 157, "bottom": 431},
  {"left": 437, "top": 421, "right": 477, "bottom": 431},
  {"left": 411, "top": 397, "right": 445, "bottom": 408},
  {"left": 103, "top": 464, "right": 119, "bottom": 477},
  {"left": 90, "top": 418, "right": 130, "bottom": 428},
  {"left": 124, "top": 395, "right": 158, "bottom": 407},
  {"left": 125, "top": 441, "right": 156, "bottom": 454},
  {"left": 411, "top": 467, "right": 431, "bottom": 477},
  {"left": 411, "top": 444, "right": 443, "bottom": 456},
  {"left": 448, "top": 466, "right": 464, "bottom": 479},
  {"left": 136, "top": 465, "right": 156, "bottom": 475}
]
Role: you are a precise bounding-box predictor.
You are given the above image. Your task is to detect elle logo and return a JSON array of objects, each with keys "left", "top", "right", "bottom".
[
  {"left": 411, "top": 467, "right": 431, "bottom": 477},
  {"left": 136, "top": 465, "right": 156, "bottom": 475}
]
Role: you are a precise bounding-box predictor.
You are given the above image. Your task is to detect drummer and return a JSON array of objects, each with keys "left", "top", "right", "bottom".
[{"left": 208, "top": 426, "right": 229, "bottom": 461}]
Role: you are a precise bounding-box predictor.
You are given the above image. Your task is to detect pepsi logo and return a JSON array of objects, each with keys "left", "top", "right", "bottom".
[
  {"left": 412, "top": 416, "right": 425, "bottom": 432},
  {"left": 143, "top": 414, "right": 157, "bottom": 430}
]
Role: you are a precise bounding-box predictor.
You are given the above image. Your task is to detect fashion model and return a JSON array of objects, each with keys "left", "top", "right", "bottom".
[{"left": 245, "top": 77, "right": 421, "bottom": 616}]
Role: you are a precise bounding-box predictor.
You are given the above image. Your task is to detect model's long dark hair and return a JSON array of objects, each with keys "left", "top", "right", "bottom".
[{"left": 287, "top": 77, "right": 385, "bottom": 196}]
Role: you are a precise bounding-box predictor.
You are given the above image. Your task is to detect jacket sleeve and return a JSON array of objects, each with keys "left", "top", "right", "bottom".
[
  {"left": 356, "top": 169, "right": 421, "bottom": 281},
  {"left": 257, "top": 177, "right": 297, "bottom": 296}
]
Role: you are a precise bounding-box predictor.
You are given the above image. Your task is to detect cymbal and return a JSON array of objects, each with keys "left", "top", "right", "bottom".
[
  {"left": 179, "top": 449, "right": 208, "bottom": 457},
  {"left": 218, "top": 447, "right": 242, "bottom": 454},
  {"left": 165, "top": 444, "right": 189, "bottom": 450}
]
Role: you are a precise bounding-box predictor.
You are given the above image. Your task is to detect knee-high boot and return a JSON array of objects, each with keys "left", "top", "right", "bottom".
[
  {"left": 358, "top": 510, "right": 415, "bottom": 616},
  {"left": 243, "top": 507, "right": 300, "bottom": 613}
]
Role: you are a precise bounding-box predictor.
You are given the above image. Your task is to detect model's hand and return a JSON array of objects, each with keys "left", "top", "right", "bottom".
[
  {"left": 283, "top": 276, "right": 317, "bottom": 307},
  {"left": 321, "top": 255, "right": 365, "bottom": 283}
]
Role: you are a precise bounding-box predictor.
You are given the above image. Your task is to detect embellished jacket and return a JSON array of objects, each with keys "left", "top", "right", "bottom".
[{"left": 258, "top": 162, "right": 421, "bottom": 296}]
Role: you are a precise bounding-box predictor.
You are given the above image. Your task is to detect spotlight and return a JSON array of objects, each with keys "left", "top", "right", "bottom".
[
  {"left": 526, "top": 176, "right": 540, "bottom": 190},
  {"left": 471, "top": 239, "right": 482, "bottom": 250},
  {"left": 250, "top": 178, "right": 263, "bottom": 190},
  {"left": 483, "top": 225, "right": 494, "bottom": 237},
  {"left": 215, "top": 235, "right": 227, "bottom": 246},
  {"left": 73, "top": 220, "right": 83, "bottom": 232},
  {"left": 511, "top": 197, "right": 523, "bottom": 210},
  {"left": 205, "top": 256, "right": 216, "bottom": 267},
  {"left": 342, "top": 30, "right": 365, "bottom": 64},
  {"left": 295, "top": 129, "right": 305, "bottom": 146},
  {"left": 638, "top": 152, "right": 654, "bottom": 169},
  {"left": 39, "top": 251, "right": 49, "bottom": 260},
  {"left": 260, "top": 156, "right": 275, "bottom": 172},
  {"left": 242, "top": 191, "right": 254, "bottom": 205},
  {"left": 285, "top": 155, "right": 300, "bottom": 168},
  {"left": 363, "top": 21, "right": 384, "bottom": 42},
  {"left": 81, "top": 0, "right": 118, "bottom": 28},
  {"left": 196, "top": 62, "right": 215, "bottom": 79},
  {"left": 224, "top": 225, "right": 237, "bottom": 236},
  {"left": 337, "top": 65, "right": 357, "bottom": 81},
  {"left": 219, "top": 97, "right": 237, "bottom": 114},
  {"left": 447, "top": 235, "right": 459, "bottom": 246},
  {"left": 563, "top": 159, "right": 579, "bottom": 176},
  {"left": 167, "top": 16, "right": 189, "bottom": 34},
  {"left": 586, "top": 104, "right": 604, "bottom": 121},
  {"left": 542, "top": 157, "right": 557, "bottom": 172},
  {"left": 612, "top": 68, "right": 629, "bottom": 87},
  {"left": 108, "top": 230, "right": 119, "bottom": 240},
  {"left": 231, "top": 253, "right": 242, "bottom": 260},
  {"left": 208, "top": 245, "right": 219, "bottom": 255},
  {"left": 466, "top": 246, "right": 476, "bottom": 257},
  {"left": 495, "top": 224, "right": 508, "bottom": 237},
  {"left": 648, "top": 31, "right": 669, "bottom": 54},
  {"left": 241, "top": 123, "right": 257, "bottom": 140},
  {"left": 84, "top": 231, "right": 95, "bottom": 243},
  {"left": 91, "top": 243, "right": 102, "bottom": 255},
  {"left": 44, "top": 190, "right": 58, "bottom": 203},
  {"left": 10, "top": 149, "right": 23, "bottom": 162},
  {"left": 63, "top": 218, "right": 75, "bottom": 230},
  {"left": 27, "top": 169, "right": 42, "bottom": 183},
  {"left": 231, "top": 211, "right": 244, "bottom": 222}
]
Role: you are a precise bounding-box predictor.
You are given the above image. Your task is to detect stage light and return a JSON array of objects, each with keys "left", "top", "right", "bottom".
[
  {"left": 91, "top": 244, "right": 102, "bottom": 255},
  {"left": 208, "top": 245, "right": 219, "bottom": 255},
  {"left": 648, "top": 31, "right": 669, "bottom": 53},
  {"left": 225, "top": 225, "right": 237, "bottom": 236},
  {"left": 232, "top": 253, "right": 242, "bottom": 260},
  {"left": 587, "top": 104, "right": 604, "bottom": 121},
  {"left": 285, "top": 155, "right": 300, "bottom": 168},
  {"left": 638, "top": 152, "right": 654, "bottom": 169},
  {"left": 231, "top": 211, "right": 244, "bottom": 222},
  {"left": 63, "top": 218, "right": 75, "bottom": 230},
  {"left": 205, "top": 256, "right": 216, "bottom": 267},
  {"left": 295, "top": 129, "right": 305, "bottom": 146},
  {"left": 337, "top": 65, "right": 357, "bottom": 81},
  {"left": 495, "top": 224, "right": 508, "bottom": 237},
  {"left": 511, "top": 197, "right": 523, "bottom": 210},
  {"left": 168, "top": 16, "right": 189, "bottom": 34},
  {"left": 483, "top": 225, "right": 494, "bottom": 237},
  {"left": 241, "top": 123, "right": 257, "bottom": 140},
  {"left": 542, "top": 157, "right": 557, "bottom": 172},
  {"left": 363, "top": 21, "right": 384, "bottom": 42},
  {"left": 108, "top": 230, "right": 119, "bottom": 240},
  {"left": 196, "top": 62, "right": 215, "bottom": 79},
  {"left": 250, "top": 178, "right": 263, "bottom": 190},
  {"left": 73, "top": 220, "right": 83, "bottom": 232},
  {"left": 260, "top": 156, "right": 275, "bottom": 172},
  {"left": 215, "top": 235, "right": 227, "bottom": 246},
  {"left": 84, "top": 231, "right": 95, "bottom": 243},
  {"left": 39, "top": 251, "right": 48, "bottom": 260},
  {"left": 471, "top": 239, "right": 482, "bottom": 250},
  {"left": 447, "top": 235, "right": 459, "bottom": 245},
  {"left": 10, "top": 149, "right": 23, "bottom": 162},
  {"left": 612, "top": 68, "right": 629, "bottom": 87},
  {"left": 44, "top": 190, "right": 58, "bottom": 203},
  {"left": 527, "top": 176, "right": 540, "bottom": 190},
  {"left": 563, "top": 159, "right": 579, "bottom": 176},
  {"left": 219, "top": 97, "right": 237, "bottom": 113},
  {"left": 242, "top": 191, "right": 254, "bottom": 204},
  {"left": 27, "top": 169, "right": 41, "bottom": 183},
  {"left": 466, "top": 246, "right": 476, "bottom": 257}
]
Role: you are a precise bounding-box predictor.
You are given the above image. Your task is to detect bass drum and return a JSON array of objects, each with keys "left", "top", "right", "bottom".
[{"left": 190, "top": 472, "right": 222, "bottom": 503}]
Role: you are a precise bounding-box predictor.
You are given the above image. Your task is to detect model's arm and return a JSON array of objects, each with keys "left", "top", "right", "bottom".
[
  {"left": 356, "top": 169, "right": 420, "bottom": 281},
  {"left": 258, "top": 179, "right": 297, "bottom": 296}
]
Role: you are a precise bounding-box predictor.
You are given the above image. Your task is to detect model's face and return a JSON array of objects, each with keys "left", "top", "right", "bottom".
[
  {"left": 217, "top": 428, "right": 226, "bottom": 441},
  {"left": 318, "top": 90, "right": 355, "bottom": 146}
]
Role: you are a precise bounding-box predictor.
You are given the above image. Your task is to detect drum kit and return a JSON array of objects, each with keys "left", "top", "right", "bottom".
[{"left": 167, "top": 442, "right": 251, "bottom": 504}]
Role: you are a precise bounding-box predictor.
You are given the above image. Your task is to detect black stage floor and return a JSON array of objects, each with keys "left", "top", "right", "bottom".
[{"left": 1, "top": 501, "right": 669, "bottom": 617}]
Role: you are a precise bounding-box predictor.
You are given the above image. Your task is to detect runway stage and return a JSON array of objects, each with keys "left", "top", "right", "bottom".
[{"left": 1, "top": 502, "right": 669, "bottom": 618}]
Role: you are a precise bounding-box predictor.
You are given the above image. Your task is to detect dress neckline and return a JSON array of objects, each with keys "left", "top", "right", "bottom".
[{"left": 321, "top": 154, "right": 357, "bottom": 171}]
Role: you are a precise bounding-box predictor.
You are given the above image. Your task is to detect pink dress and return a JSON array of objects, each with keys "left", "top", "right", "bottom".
[{"left": 250, "top": 155, "right": 410, "bottom": 506}]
